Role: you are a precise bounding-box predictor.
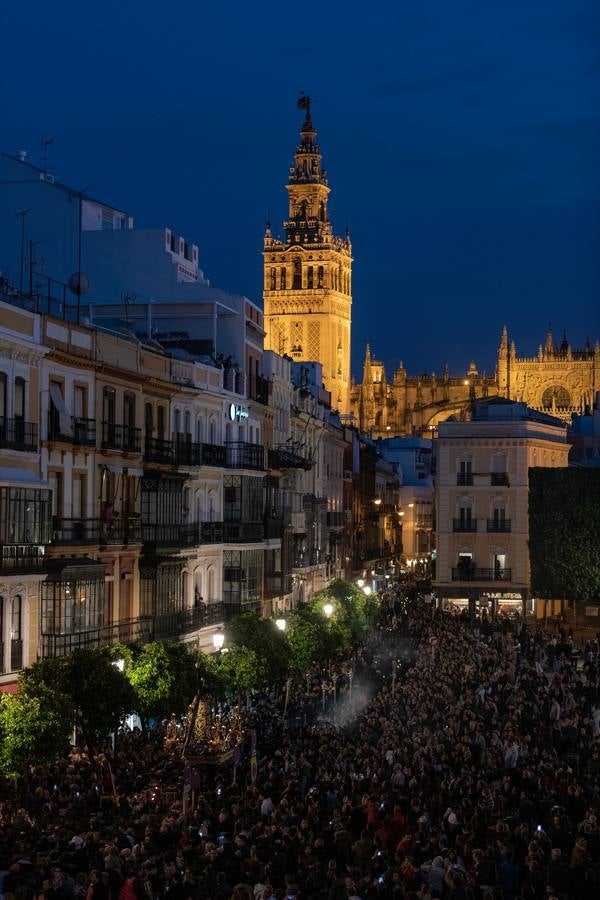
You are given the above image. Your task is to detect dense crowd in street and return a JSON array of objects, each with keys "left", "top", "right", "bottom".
[{"left": 1, "top": 581, "right": 600, "bottom": 900}]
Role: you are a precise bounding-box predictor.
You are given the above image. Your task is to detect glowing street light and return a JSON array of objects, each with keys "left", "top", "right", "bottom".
[
  {"left": 212, "top": 629, "right": 225, "bottom": 651},
  {"left": 113, "top": 658, "right": 125, "bottom": 672},
  {"left": 373, "top": 497, "right": 382, "bottom": 506},
  {"left": 275, "top": 618, "right": 287, "bottom": 631},
  {"left": 356, "top": 578, "right": 365, "bottom": 588},
  {"left": 363, "top": 586, "right": 372, "bottom": 596},
  {"left": 323, "top": 602, "right": 334, "bottom": 618}
]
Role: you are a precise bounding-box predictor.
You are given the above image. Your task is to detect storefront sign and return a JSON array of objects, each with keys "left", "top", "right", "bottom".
[
  {"left": 481, "top": 591, "right": 522, "bottom": 600},
  {"left": 228, "top": 402, "right": 249, "bottom": 422}
]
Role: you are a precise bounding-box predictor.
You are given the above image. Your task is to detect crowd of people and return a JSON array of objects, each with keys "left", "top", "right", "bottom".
[{"left": 1, "top": 582, "right": 600, "bottom": 900}]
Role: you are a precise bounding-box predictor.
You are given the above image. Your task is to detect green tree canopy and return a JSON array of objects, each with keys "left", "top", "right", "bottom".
[
  {"left": 225, "top": 612, "right": 290, "bottom": 684},
  {"left": 218, "top": 644, "right": 268, "bottom": 692},
  {"left": 529, "top": 467, "right": 600, "bottom": 603},
  {"left": 124, "top": 642, "right": 174, "bottom": 727},
  {"left": 0, "top": 686, "right": 71, "bottom": 778}
]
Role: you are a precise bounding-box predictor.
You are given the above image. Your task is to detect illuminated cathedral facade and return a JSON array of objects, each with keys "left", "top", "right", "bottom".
[
  {"left": 351, "top": 328, "right": 600, "bottom": 437},
  {"left": 263, "top": 99, "right": 352, "bottom": 413}
]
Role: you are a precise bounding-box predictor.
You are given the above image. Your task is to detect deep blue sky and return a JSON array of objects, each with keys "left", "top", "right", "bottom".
[{"left": 2, "top": 0, "right": 599, "bottom": 379}]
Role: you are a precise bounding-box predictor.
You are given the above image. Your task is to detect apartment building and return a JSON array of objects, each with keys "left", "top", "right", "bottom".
[{"left": 434, "top": 398, "right": 569, "bottom": 617}]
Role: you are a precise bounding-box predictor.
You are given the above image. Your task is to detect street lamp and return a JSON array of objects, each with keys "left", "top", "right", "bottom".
[
  {"left": 356, "top": 578, "right": 365, "bottom": 588},
  {"left": 113, "top": 658, "right": 125, "bottom": 672},
  {"left": 212, "top": 629, "right": 225, "bottom": 651},
  {"left": 363, "top": 586, "right": 372, "bottom": 596},
  {"left": 373, "top": 498, "right": 382, "bottom": 506},
  {"left": 323, "top": 602, "right": 334, "bottom": 618},
  {"left": 275, "top": 618, "right": 287, "bottom": 632}
]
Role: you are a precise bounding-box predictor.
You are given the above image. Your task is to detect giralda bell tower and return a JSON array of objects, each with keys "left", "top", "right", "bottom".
[{"left": 263, "top": 97, "right": 352, "bottom": 413}]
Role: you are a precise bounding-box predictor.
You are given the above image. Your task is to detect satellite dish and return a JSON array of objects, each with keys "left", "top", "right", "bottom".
[{"left": 68, "top": 272, "right": 90, "bottom": 296}]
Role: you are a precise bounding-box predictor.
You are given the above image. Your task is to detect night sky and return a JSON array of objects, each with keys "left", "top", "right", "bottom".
[{"left": 2, "top": 0, "right": 599, "bottom": 379}]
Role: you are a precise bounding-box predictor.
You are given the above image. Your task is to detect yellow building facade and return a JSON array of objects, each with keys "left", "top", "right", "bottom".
[
  {"left": 263, "top": 100, "right": 352, "bottom": 414},
  {"left": 352, "top": 328, "right": 600, "bottom": 437}
]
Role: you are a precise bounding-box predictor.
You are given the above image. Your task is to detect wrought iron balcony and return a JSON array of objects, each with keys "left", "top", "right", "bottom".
[
  {"left": 491, "top": 472, "right": 510, "bottom": 486},
  {"left": 456, "top": 472, "right": 473, "bottom": 485},
  {"left": 264, "top": 573, "right": 293, "bottom": 598},
  {"left": 153, "top": 602, "right": 226, "bottom": 638},
  {"left": 225, "top": 442, "right": 264, "bottom": 470},
  {"left": 40, "top": 616, "right": 154, "bottom": 657},
  {"left": 142, "top": 523, "right": 185, "bottom": 547},
  {"left": 0, "top": 544, "right": 46, "bottom": 573},
  {"left": 52, "top": 516, "right": 142, "bottom": 545},
  {"left": 222, "top": 521, "right": 265, "bottom": 542},
  {"left": 201, "top": 443, "right": 226, "bottom": 466},
  {"left": 452, "top": 567, "right": 512, "bottom": 582},
  {"left": 0, "top": 417, "right": 37, "bottom": 452},
  {"left": 268, "top": 446, "right": 312, "bottom": 470},
  {"left": 487, "top": 519, "right": 511, "bottom": 532},
  {"left": 101, "top": 422, "right": 142, "bottom": 453},
  {"left": 453, "top": 518, "right": 478, "bottom": 532},
  {"left": 144, "top": 437, "right": 175, "bottom": 464},
  {"left": 174, "top": 440, "right": 203, "bottom": 466},
  {"left": 48, "top": 415, "right": 96, "bottom": 446},
  {"left": 201, "top": 521, "right": 224, "bottom": 543}
]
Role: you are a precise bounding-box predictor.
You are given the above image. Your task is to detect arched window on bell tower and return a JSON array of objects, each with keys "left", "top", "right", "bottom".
[
  {"left": 319, "top": 201, "right": 326, "bottom": 221},
  {"left": 293, "top": 257, "right": 301, "bottom": 290},
  {"left": 307, "top": 266, "right": 314, "bottom": 289},
  {"left": 317, "top": 266, "right": 324, "bottom": 288},
  {"left": 270, "top": 268, "right": 276, "bottom": 290},
  {"left": 281, "top": 268, "right": 287, "bottom": 290}
]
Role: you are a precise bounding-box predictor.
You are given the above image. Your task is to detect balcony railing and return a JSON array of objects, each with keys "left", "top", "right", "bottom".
[
  {"left": 10, "top": 639, "right": 22, "bottom": 672},
  {"left": 456, "top": 472, "right": 473, "bottom": 485},
  {"left": 416, "top": 514, "right": 433, "bottom": 528},
  {"left": 223, "top": 521, "right": 265, "bottom": 542},
  {"left": 0, "top": 417, "right": 37, "bottom": 452},
  {"left": 52, "top": 516, "right": 142, "bottom": 545},
  {"left": 48, "top": 415, "right": 96, "bottom": 446},
  {"left": 142, "top": 523, "right": 185, "bottom": 547},
  {"left": 201, "top": 521, "right": 224, "bottom": 543},
  {"left": 491, "top": 472, "right": 510, "bottom": 486},
  {"left": 453, "top": 518, "right": 478, "bottom": 532},
  {"left": 41, "top": 616, "right": 154, "bottom": 657},
  {"left": 202, "top": 443, "right": 226, "bottom": 466},
  {"left": 174, "top": 440, "right": 203, "bottom": 466},
  {"left": 101, "top": 422, "right": 142, "bottom": 453},
  {"left": 225, "top": 442, "right": 264, "bottom": 470},
  {"left": 153, "top": 602, "right": 226, "bottom": 638},
  {"left": 144, "top": 437, "right": 175, "bottom": 465},
  {"left": 452, "top": 567, "right": 512, "bottom": 582},
  {"left": 487, "top": 519, "right": 511, "bottom": 532},
  {"left": 223, "top": 600, "right": 261, "bottom": 618},
  {"left": 1, "top": 544, "right": 46, "bottom": 572}
]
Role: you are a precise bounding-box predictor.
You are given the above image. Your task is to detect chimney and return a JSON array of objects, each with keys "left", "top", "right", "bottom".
[{"left": 17, "top": 150, "right": 27, "bottom": 162}]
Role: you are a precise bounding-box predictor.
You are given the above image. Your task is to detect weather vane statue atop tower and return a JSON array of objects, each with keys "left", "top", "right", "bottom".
[{"left": 297, "top": 93, "right": 311, "bottom": 119}]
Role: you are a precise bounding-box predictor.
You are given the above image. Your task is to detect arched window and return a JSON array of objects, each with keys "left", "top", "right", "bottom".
[
  {"left": 157, "top": 406, "right": 165, "bottom": 439},
  {"left": 280, "top": 268, "right": 286, "bottom": 290},
  {"left": 293, "top": 257, "right": 301, "bottom": 290},
  {"left": 307, "top": 266, "right": 314, "bottom": 289},
  {"left": 317, "top": 266, "right": 324, "bottom": 288},
  {"left": 145, "top": 403, "right": 153, "bottom": 437},
  {"left": 209, "top": 418, "right": 216, "bottom": 444},
  {"left": 542, "top": 386, "right": 571, "bottom": 409},
  {"left": 14, "top": 377, "right": 25, "bottom": 421},
  {"left": 184, "top": 410, "right": 191, "bottom": 434},
  {"left": 196, "top": 416, "right": 204, "bottom": 443},
  {"left": 174, "top": 408, "right": 181, "bottom": 434},
  {"left": 270, "top": 268, "right": 276, "bottom": 290},
  {"left": 11, "top": 594, "right": 22, "bottom": 670},
  {"left": 207, "top": 568, "right": 215, "bottom": 602}
]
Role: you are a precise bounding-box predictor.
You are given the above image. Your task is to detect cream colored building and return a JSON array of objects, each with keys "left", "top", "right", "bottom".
[
  {"left": 434, "top": 398, "right": 570, "bottom": 617},
  {"left": 263, "top": 100, "right": 352, "bottom": 414}
]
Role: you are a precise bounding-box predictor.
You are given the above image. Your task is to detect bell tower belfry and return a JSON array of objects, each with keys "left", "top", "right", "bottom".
[{"left": 263, "top": 96, "right": 353, "bottom": 413}]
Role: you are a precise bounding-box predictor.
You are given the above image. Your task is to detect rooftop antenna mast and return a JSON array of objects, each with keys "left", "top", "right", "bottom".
[{"left": 40, "top": 137, "right": 54, "bottom": 173}]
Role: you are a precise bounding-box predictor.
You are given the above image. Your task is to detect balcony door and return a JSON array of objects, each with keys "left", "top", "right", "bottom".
[
  {"left": 459, "top": 504, "right": 473, "bottom": 530},
  {"left": 458, "top": 459, "right": 472, "bottom": 484},
  {"left": 494, "top": 553, "right": 506, "bottom": 578}
]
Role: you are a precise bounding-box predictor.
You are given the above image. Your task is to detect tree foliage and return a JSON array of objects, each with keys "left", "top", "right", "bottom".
[
  {"left": 225, "top": 612, "right": 290, "bottom": 684},
  {"left": 0, "top": 687, "right": 71, "bottom": 778},
  {"left": 218, "top": 644, "right": 268, "bottom": 692},
  {"left": 529, "top": 467, "right": 600, "bottom": 603}
]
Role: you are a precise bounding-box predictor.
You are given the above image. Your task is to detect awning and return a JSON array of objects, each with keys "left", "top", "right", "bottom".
[
  {"left": 0, "top": 467, "right": 49, "bottom": 489},
  {"left": 49, "top": 382, "right": 70, "bottom": 434}
]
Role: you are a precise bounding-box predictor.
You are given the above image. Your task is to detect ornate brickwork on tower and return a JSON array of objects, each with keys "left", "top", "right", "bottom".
[
  {"left": 351, "top": 328, "right": 599, "bottom": 437},
  {"left": 263, "top": 98, "right": 352, "bottom": 413}
]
